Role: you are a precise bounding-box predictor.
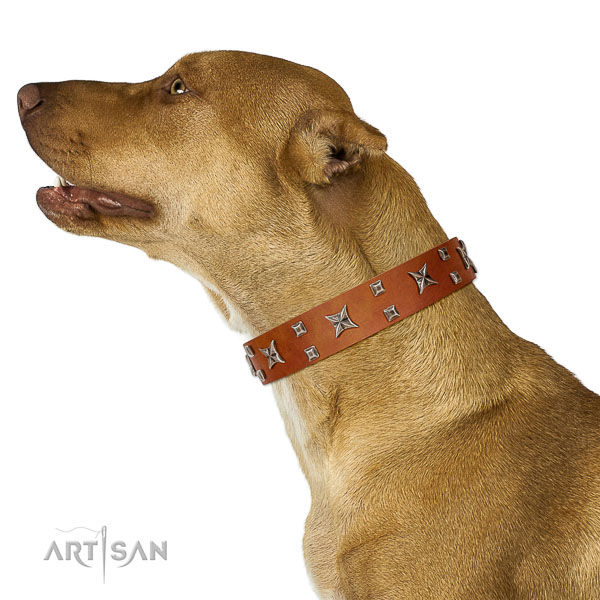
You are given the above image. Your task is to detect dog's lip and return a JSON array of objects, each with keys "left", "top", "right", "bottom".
[{"left": 36, "top": 185, "right": 155, "bottom": 221}]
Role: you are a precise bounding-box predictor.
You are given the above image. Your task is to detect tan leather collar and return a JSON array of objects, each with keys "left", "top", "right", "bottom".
[{"left": 243, "top": 237, "right": 477, "bottom": 385}]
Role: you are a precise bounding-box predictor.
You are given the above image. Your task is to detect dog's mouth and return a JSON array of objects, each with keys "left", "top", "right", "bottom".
[{"left": 37, "top": 174, "right": 155, "bottom": 221}]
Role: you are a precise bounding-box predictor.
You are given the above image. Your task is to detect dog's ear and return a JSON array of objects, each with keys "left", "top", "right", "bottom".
[{"left": 279, "top": 108, "right": 387, "bottom": 185}]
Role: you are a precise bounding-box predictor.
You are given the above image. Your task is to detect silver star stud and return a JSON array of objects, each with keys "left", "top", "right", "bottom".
[
  {"left": 259, "top": 339, "right": 286, "bottom": 369},
  {"left": 324, "top": 304, "right": 359, "bottom": 338},
  {"left": 457, "top": 240, "right": 477, "bottom": 272},
  {"left": 408, "top": 263, "right": 438, "bottom": 295}
]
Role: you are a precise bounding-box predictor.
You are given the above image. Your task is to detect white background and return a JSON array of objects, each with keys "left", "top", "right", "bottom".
[{"left": 1, "top": 1, "right": 599, "bottom": 598}]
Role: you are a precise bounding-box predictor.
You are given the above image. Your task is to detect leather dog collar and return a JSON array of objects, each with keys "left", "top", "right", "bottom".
[{"left": 243, "top": 237, "right": 476, "bottom": 385}]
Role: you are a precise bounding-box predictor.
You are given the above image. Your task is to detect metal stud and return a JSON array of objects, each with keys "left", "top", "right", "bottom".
[
  {"left": 244, "top": 344, "right": 254, "bottom": 358},
  {"left": 256, "top": 369, "right": 266, "bottom": 383},
  {"left": 450, "top": 271, "right": 462, "bottom": 285},
  {"left": 325, "top": 304, "right": 359, "bottom": 338},
  {"left": 246, "top": 355, "right": 256, "bottom": 377},
  {"left": 457, "top": 240, "right": 477, "bottom": 272},
  {"left": 304, "top": 345, "right": 320, "bottom": 361},
  {"left": 259, "top": 339, "right": 286, "bottom": 369},
  {"left": 438, "top": 247, "right": 450, "bottom": 261},
  {"left": 291, "top": 321, "right": 307, "bottom": 337},
  {"left": 408, "top": 263, "right": 438, "bottom": 295},
  {"left": 369, "top": 280, "right": 386, "bottom": 296},
  {"left": 383, "top": 305, "right": 401, "bottom": 322}
]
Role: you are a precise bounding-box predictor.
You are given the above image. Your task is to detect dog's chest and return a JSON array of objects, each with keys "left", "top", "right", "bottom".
[{"left": 273, "top": 380, "right": 328, "bottom": 485}]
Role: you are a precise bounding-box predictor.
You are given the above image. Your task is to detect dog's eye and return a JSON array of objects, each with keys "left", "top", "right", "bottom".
[{"left": 170, "top": 78, "right": 187, "bottom": 95}]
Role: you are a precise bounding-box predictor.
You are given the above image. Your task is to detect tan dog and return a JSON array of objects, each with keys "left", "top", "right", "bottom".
[{"left": 18, "top": 51, "right": 600, "bottom": 599}]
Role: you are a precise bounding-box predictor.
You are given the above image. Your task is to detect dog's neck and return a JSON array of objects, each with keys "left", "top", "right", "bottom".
[
  {"left": 257, "top": 155, "right": 522, "bottom": 491},
  {"left": 239, "top": 155, "right": 454, "bottom": 332},
  {"left": 309, "top": 154, "right": 449, "bottom": 274},
  {"left": 178, "top": 154, "right": 523, "bottom": 492}
]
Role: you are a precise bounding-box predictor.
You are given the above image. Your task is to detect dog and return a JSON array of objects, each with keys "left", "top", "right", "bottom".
[{"left": 18, "top": 50, "right": 600, "bottom": 599}]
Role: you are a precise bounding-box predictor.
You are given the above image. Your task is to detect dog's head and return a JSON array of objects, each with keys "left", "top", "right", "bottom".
[{"left": 19, "top": 51, "right": 387, "bottom": 332}]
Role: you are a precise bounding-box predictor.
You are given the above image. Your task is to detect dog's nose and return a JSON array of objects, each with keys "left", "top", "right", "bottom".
[{"left": 17, "top": 83, "right": 44, "bottom": 120}]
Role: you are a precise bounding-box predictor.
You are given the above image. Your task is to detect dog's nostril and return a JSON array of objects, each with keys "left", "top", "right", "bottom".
[{"left": 17, "top": 83, "right": 44, "bottom": 119}]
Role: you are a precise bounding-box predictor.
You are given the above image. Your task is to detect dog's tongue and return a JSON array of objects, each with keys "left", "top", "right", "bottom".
[{"left": 36, "top": 185, "right": 154, "bottom": 219}]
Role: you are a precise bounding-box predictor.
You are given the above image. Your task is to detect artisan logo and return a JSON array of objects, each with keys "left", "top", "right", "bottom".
[{"left": 44, "top": 525, "right": 167, "bottom": 583}]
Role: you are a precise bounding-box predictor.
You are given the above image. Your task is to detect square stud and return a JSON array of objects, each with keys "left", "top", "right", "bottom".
[
  {"left": 291, "top": 320, "right": 307, "bottom": 337},
  {"left": 438, "top": 247, "right": 450, "bottom": 261},
  {"left": 369, "top": 280, "right": 386, "bottom": 296},
  {"left": 246, "top": 355, "right": 256, "bottom": 377},
  {"left": 256, "top": 369, "right": 266, "bottom": 383},
  {"left": 304, "top": 345, "right": 320, "bottom": 362},
  {"left": 383, "top": 305, "right": 401, "bottom": 322},
  {"left": 450, "top": 271, "right": 462, "bottom": 285},
  {"left": 244, "top": 344, "right": 255, "bottom": 358}
]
